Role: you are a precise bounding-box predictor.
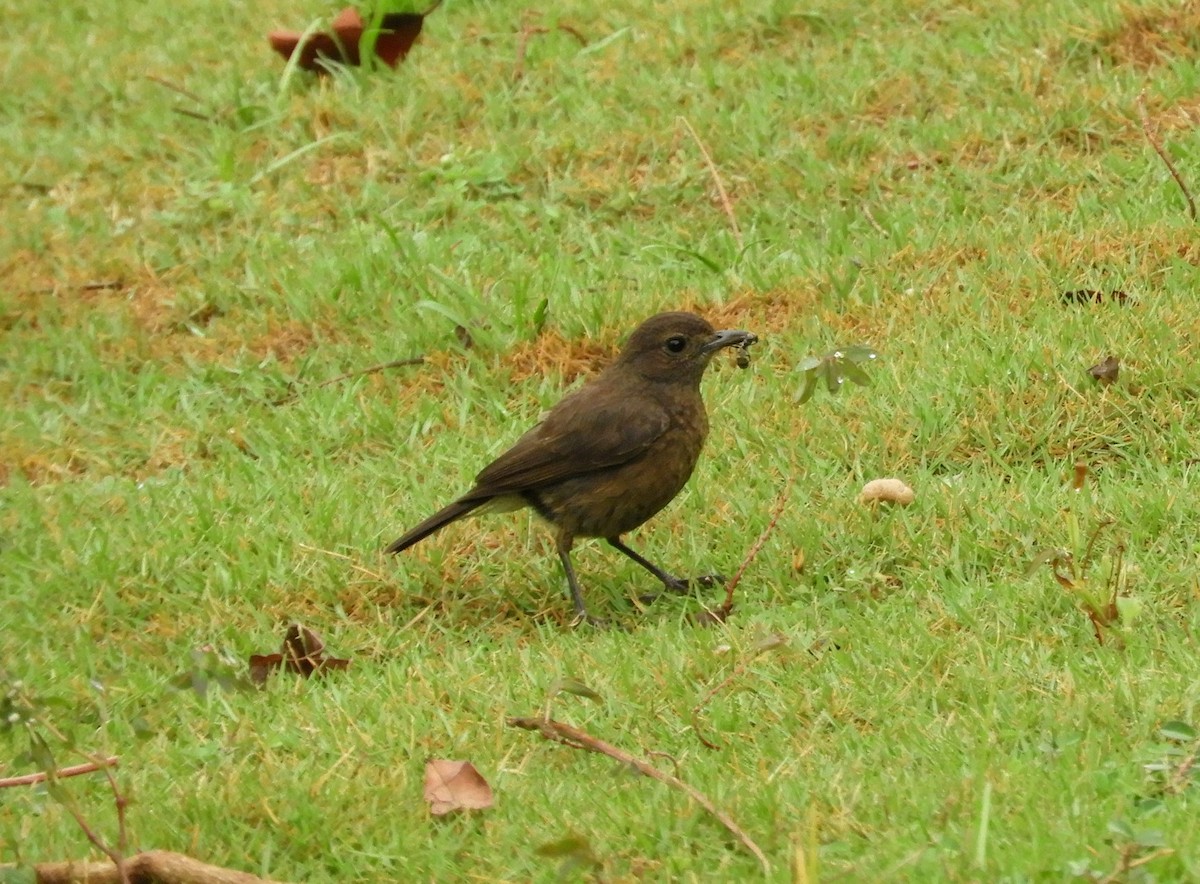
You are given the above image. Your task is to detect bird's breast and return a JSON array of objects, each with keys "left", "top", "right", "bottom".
[{"left": 538, "top": 395, "right": 709, "bottom": 539}]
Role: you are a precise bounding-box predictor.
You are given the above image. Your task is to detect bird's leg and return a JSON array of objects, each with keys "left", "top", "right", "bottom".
[
  {"left": 556, "top": 533, "right": 607, "bottom": 627},
  {"left": 607, "top": 537, "right": 726, "bottom": 597}
]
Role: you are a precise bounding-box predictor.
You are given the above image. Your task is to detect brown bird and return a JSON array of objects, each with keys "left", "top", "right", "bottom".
[{"left": 386, "top": 312, "right": 758, "bottom": 623}]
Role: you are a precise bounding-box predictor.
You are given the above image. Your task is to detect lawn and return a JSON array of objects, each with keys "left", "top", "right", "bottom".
[{"left": 3, "top": 0, "right": 1200, "bottom": 880}]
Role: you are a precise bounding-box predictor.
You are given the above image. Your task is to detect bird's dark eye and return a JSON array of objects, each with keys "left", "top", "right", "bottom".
[{"left": 665, "top": 336, "right": 687, "bottom": 354}]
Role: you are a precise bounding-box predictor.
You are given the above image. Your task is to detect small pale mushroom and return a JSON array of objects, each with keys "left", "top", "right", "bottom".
[{"left": 859, "top": 478, "right": 915, "bottom": 506}]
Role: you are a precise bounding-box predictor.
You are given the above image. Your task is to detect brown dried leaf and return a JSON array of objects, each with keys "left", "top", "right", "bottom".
[
  {"left": 1088, "top": 355, "right": 1120, "bottom": 386},
  {"left": 248, "top": 653, "right": 284, "bottom": 686},
  {"left": 248, "top": 623, "right": 350, "bottom": 684},
  {"left": 283, "top": 623, "right": 326, "bottom": 675},
  {"left": 424, "top": 759, "right": 494, "bottom": 816}
]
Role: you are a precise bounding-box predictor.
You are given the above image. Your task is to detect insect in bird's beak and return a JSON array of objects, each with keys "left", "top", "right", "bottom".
[{"left": 732, "top": 333, "right": 759, "bottom": 369}]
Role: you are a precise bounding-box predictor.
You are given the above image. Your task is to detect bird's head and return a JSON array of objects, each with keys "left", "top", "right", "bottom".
[{"left": 616, "top": 312, "right": 758, "bottom": 384}]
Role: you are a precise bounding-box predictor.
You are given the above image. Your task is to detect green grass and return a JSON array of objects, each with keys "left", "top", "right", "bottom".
[{"left": 4, "top": 0, "right": 1200, "bottom": 880}]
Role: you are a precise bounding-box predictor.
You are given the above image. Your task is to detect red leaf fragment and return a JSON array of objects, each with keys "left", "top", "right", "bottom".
[
  {"left": 423, "top": 759, "right": 494, "bottom": 816},
  {"left": 248, "top": 623, "right": 350, "bottom": 684},
  {"left": 268, "top": 5, "right": 436, "bottom": 72}
]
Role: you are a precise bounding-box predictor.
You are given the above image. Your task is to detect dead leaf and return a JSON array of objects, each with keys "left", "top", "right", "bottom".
[
  {"left": 268, "top": 3, "right": 440, "bottom": 73},
  {"left": 424, "top": 759, "right": 494, "bottom": 816},
  {"left": 248, "top": 623, "right": 350, "bottom": 685},
  {"left": 1088, "top": 355, "right": 1120, "bottom": 385}
]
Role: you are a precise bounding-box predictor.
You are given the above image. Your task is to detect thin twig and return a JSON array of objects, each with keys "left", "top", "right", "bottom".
[
  {"left": 53, "top": 784, "right": 128, "bottom": 884},
  {"left": 507, "top": 715, "right": 770, "bottom": 874},
  {"left": 513, "top": 25, "right": 547, "bottom": 81},
  {"left": 699, "top": 479, "right": 792, "bottom": 624},
  {"left": 860, "top": 201, "right": 888, "bottom": 237},
  {"left": 0, "top": 755, "right": 119, "bottom": 788},
  {"left": 1136, "top": 89, "right": 1196, "bottom": 221},
  {"left": 679, "top": 117, "right": 743, "bottom": 250},
  {"left": 145, "top": 76, "right": 220, "bottom": 124},
  {"left": 1097, "top": 846, "right": 1174, "bottom": 884},
  {"left": 1167, "top": 740, "right": 1199, "bottom": 795},
  {"left": 173, "top": 108, "right": 218, "bottom": 123},
  {"left": 145, "top": 74, "right": 205, "bottom": 105},
  {"left": 274, "top": 357, "right": 425, "bottom": 405},
  {"left": 98, "top": 755, "right": 129, "bottom": 878},
  {"left": 311, "top": 357, "right": 426, "bottom": 389},
  {"left": 555, "top": 24, "right": 588, "bottom": 44},
  {"left": 690, "top": 634, "right": 788, "bottom": 749},
  {"left": 81, "top": 280, "right": 124, "bottom": 292},
  {"left": 20, "top": 279, "right": 124, "bottom": 297}
]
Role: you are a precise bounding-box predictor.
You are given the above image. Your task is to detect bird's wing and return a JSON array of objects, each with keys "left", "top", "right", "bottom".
[{"left": 472, "top": 384, "right": 669, "bottom": 494}]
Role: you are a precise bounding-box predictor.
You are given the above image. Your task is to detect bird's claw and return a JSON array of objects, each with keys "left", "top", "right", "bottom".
[
  {"left": 639, "top": 573, "right": 727, "bottom": 605},
  {"left": 571, "top": 611, "right": 613, "bottom": 629}
]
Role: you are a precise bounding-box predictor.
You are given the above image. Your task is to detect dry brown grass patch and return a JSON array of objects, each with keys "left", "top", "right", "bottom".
[
  {"left": 502, "top": 292, "right": 815, "bottom": 384},
  {"left": 238, "top": 318, "right": 319, "bottom": 366},
  {"left": 5, "top": 448, "right": 93, "bottom": 487},
  {"left": 1030, "top": 225, "right": 1200, "bottom": 278},
  {"left": 1147, "top": 95, "right": 1200, "bottom": 132},
  {"left": 685, "top": 289, "right": 819, "bottom": 336},
  {"left": 504, "top": 326, "right": 615, "bottom": 384},
  {"left": 1096, "top": 2, "right": 1200, "bottom": 68}
]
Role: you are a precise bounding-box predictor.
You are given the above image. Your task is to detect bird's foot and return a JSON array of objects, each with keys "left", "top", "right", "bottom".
[
  {"left": 571, "top": 611, "right": 612, "bottom": 629},
  {"left": 664, "top": 573, "right": 727, "bottom": 594},
  {"left": 639, "top": 573, "right": 727, "bottom": 605}
]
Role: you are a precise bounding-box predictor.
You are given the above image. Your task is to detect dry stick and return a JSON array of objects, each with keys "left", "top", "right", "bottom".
[
  {"left": 173, "top": 108, "right": 218, "bottom": 123},
  {"left": 0, "top": 755, "right": 118, "bottom": 789},
  {"left": 99, "top": 756, "right": 130, "bottom": 880},
  {"left": 1167, "top": 740, "right": 1199, "bottom": 795},
  {"left": 21, "top": 279, "right": 124, "bottom": 297},
  {"left": 145, "top": 74, "right": 206, "bottom": 105},
  {"left": 1136, "top": 89, "right": 1196, "bottom": 221},
  {"left": 860, "top": 201, "right": 888, "bottom": 237},
  {"left": 690, "top": 633, "right": 788, "bottom": 750},
  {"left": 43, "top": 752, "right": 132, "bottom": 884},
  {"left": 679, "top": 117, "right": 743, "bottom": 250},
  {"left": 53, "top": 787, "right": 127, "bottom": 884},
  {"left": 555, "top": 23, "right": 588, "bottom": 44},
  {"left": 310, "top": 357, "right": 426, "bottom": 390},
  {"left": 513, "top": 26, "right": 546, "bottom": 81},
  {"left": 714, "top": 478, "right": 793, "bottom": 617},
  {"left": 507, "top": 715, "right": 770, "bottom": 874},
  {"left": 12, "top": 752, "right": 292, "bottom": 884},
  {"left": 145, "top": 76, "right": 218, "bottom": 123},
  {"left": 1097, "top": 846, "right": 1175, "bottom": 884},
  {"left": 274, "top": 357, "right": 425, "bottom": 404},
  {"left": 80, "top": 280, "right": 124, "bottom": 292},
  {"left": 20, "top": 850, "right": 294, "bottom": 884}
]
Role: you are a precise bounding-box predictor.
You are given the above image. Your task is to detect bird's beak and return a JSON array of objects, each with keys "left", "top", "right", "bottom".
[{"left": 701, "top": 329, "right": 758, "bottom": 354}]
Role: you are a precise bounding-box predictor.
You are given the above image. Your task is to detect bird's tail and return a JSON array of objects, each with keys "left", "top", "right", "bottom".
[{"left": 385, "top": 498, "right": 487, "bottom": 554}]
